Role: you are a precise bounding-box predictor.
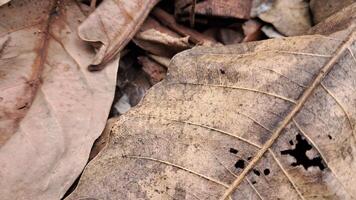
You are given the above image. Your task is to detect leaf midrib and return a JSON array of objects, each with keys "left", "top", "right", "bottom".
[{"left": 221, "top": 28, "right": 356, "bottom": 199}]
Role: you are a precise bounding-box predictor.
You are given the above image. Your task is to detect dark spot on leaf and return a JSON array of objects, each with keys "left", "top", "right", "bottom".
[
  {"left": 328, "top": 135, "right": 332, "bottom": 140},
  {"left": 219, "top": 69, "right": 226, "bottom": 74},
  {"left": 234, "top": 159, "right": 245, "bottom": 169},
  {"left": 281, "top": 134, "right": 325, "bottom": 170},
  {"left": 252, "top": 181, "right": 257, "bottom": 184},
  {"left": 263, "top": 168, "right": 270, "bottom": 175},
  {"left": 229, "top": 148, "right": 238, "bottom": 154},
  {"left": 253, "top": 169, "right": 260, "bottom": 176}
]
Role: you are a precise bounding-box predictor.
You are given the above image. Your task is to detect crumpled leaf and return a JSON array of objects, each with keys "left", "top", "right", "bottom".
[
  {"left": 133, "top": 17, "right": 191, "bottom": 57},
  {"left": 251, "top": 0, "right": 311, "bottom": 36},
  {"left": 310, "top": 0, "right": 355, "bottom": 24},
  {"left": 67, "top": 5, "right": 356, "bottom": 200},
  {"left": 0, "top": 0, "right": 118, "bottom": 199},
  {"left": 78, "top": 0, "right": 159, "bottom": 70},
  {"left": 151, "top": 8, "right": 218, "bottom": 46}
]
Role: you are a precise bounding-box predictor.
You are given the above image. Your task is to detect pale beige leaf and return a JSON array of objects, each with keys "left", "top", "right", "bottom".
[
  {"left": 68, "top": 5, "right": 356, "bottom": 200},
  {"left": 0, "top": 0, "right": 10, "bottom": 6},
  {"left": 0, "top": 0, "right": 118, "bottom": 199},
  {"left": 78, "top": 0, "right": 159, "bottom": 70},
  {"left": 251, "top": 0, "right": 311, "bottom": 36}
]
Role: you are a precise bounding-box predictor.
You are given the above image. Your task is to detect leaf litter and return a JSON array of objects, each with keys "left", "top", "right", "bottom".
[{"left": 0, "top": 0, "right": 355, "bottom": 199}]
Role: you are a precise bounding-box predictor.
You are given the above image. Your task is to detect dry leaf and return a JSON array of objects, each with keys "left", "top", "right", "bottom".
[
  {"left": 78, "top": 0, "right": 159, "bottom": 70},
  {"left": 133, "top": 17, "right": 191, "bottom": 57},
  {"left": 261, "top": 25, "right": 284, "bottom": 38},
  {"left": 251, "top": 0, "right": 311, "bottom": 36},
  {"left": 0, "top": 0, "right": 10, "bottom": 6},
  {"left": 178, "top": 0, "right": 252, "bottom": 20},
  {"left": 0, "top": 0, "right": 118, "bottom": 199},
  {"left": 66, "top": 6, "right": 356, "bottom": 200},
  {"left": 151, "top": 8, "right": 218, "bottom": 46},
  {"left": 308, "top": 2, "right": 356, "bottom": 36},
  {"left": 242, "top": 19, "right": 262, "bottom": 42},
  {"left": 310, "top": 0, "right": 355, "bottom": 24},
  {"left": 138, "top": 56, "right": 167, "bottom": 84}
]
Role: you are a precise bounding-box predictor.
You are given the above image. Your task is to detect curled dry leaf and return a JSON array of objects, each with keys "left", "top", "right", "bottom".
[
  {"left": 66, "top": 5, "right": 356, "bottom": 200},
  {"left": 133, "top": 17, "right": 191, "bottom": 58},
  {"left": 151, "top": 8, "right": 218, "bottom": 46},
  {"left": 251, "top": 0, "right": 311, "bottom": 36},
  {"left": 0, "top": 0, "right": 118, "bottom": 199},
  {"left": 310, "top": 0, "right": 355, "bottom": 24},
  {"left": 78, "top": 0, "right": 159, "bottom": 70}
]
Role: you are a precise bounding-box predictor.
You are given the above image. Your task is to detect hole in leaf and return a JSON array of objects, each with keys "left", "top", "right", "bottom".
[
  {"left": 289, "top": 140, "right": 294, "bottom": 145},
  {"left": 328, "top": 135, "right": 332, "bottom": 140},
  {"left": 281, "top": 134, "right": 325, "bottom": 170},
  {"left": 253, "top": 169, "right": 260, "bottom": 176},
  {"left": 234, "top": 159, "right": 245, "bottom": 169},
  {"left": 263, "top": 168, "right": 270, "bottom": 175},
  {"left": 247, "top": 156, "right": 252, "bottom": 160},
  {"left": 229, "top": 148, "right": 238, "bottom": 154},
  {"left": 219, "top": 69, "right": 226, "bottom": 74},
  {"left": 252, "top": 181, "right": 257, "bottom": 184}
]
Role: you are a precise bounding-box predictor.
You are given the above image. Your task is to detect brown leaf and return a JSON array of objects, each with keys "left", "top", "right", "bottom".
[
  {"left": 66, "top": 6, "right": 356, "bottom": 200},
  {"left": 0, "top": 0, "right": 118, "bottom": 199},
  {"left": 77, "top": 0, "right": 159, "bottom": 70},
  {"left": 310, "top": 0, "right": 355, "bottom": 24},
  {"left": 251, "top": 0, "right": 312, "bottom": 36},
  {"left": 308, "top": 2, "right": 356, "bottom": 36},
  {"left": 151, "top": 8, "right": 218, "bottom": 46},
  {"left": 133, "top": 17, "right": 191, "bottom": 57},
  {"left": 138, "top": 56, "right": 167, "bottom": 85},
  {"left": 242, "top": 19, "right": 262, "bottom": 42},
  {"left": 178, "top": 0, "right": 252, "bottom": 19}
]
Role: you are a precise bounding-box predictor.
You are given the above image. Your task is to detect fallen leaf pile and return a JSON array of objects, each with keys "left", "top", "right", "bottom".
[{"left": 0, "top": 0, "right": 355, "bottom": 199}]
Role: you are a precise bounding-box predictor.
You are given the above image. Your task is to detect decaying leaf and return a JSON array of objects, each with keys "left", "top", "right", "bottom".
[
  {"left": 151, "top": 8, "right": 218, "bottom": 46},
  {"left": 66, "top": 5, "right": 356, "bottom": 200},
  {"left": 0, "top": 0, "right": 118, "bottom": 199},
  {"left": 310, "top": 0, "right": 355, "bottom": 24},
  {"left": 178, "top": 0, "right": 252, "bottom": 20},
  {"left": 251, "top": 0, "right": 311, "bottom": 36},
  {"left": 133, "top": 17, "right": 191, "bottom": 58},
  {"left": 78, "top": 0, "right": 159, "bottom": 70}
]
